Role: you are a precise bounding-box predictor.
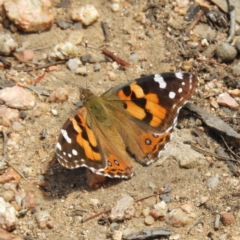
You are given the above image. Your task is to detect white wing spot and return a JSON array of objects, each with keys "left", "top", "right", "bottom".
[
  {"left": 175, "top": 72, "right": 183, "bottom": 79},
  {"left": 68, "top": 153, "right": 72, "bottom": 158},
  {"left": 169, "top": 91, "right": 176, "bottom": 99},
  {"left": 181, "top": 82, "right": 185, "bottom": 85},
  {"left": 178, "top": 88, "right": 183, "bottom": 93},
  {"left": 154, "top": 74, "right": 167, "bottom": 89},
  {"left": 61, "top": 129, "right": 72, "bottom": 144},
  {"left": 56, "top": 142, "right": 62, "bottom": 151},
  {"left": 72, "top": 149, "right": 78, "bottom": 156},
  {"left": 63, "top": 152, "right": 66, "bottom": 156}
]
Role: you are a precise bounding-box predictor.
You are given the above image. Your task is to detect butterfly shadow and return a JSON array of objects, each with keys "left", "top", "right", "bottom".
[{"left": 42, "top": 155, "right": 125, "bottom": 200}]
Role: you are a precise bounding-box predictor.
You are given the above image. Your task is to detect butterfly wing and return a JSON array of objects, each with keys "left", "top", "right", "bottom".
[
  {"left": 102, "top": 72, "right": 198, "bottom": 164},
  {"left": 56, "top": 72, "right": 198, "bottom": 178},
  {"left": 56, "top": 100, "right": 134, "bottom": 178}
]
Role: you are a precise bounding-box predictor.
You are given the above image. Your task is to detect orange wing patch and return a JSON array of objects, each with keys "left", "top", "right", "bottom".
[
  {"left": 71, "top": 115, "right": 101, "bottom": 161},
  {"left": 118, "top": 83, "right": 167, "bottom": 127},
  {"left": 101, "top": 154, "right": 134, "bottom": 178},
  {"left": 140, "top": 131, "right": 172, "bottom": 155}
]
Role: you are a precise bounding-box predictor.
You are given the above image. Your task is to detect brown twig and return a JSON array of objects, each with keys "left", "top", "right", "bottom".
[
  {"left": 186, "top": 10, "right": 204, "bottom": 33},
  {"left": 191, "top": 145, "right": 239, "bottom": 162},
  {"left": 197, "top": 57, "right": 232, "bottom": 69},
  {"left": 82, "top": 190, "right": 167, "bottom": 223},
  {"left": 102, "top": 49, "right": 130, "bottom": 67},
  {"left": 33, "top": 72, "right": 46, "bottom": 86},
  {"left": 23, "top": 60, "right": 66, "bottom": 72},
  {"left": 220, "top": 135, "right": 240, "bottom": 159},
  {"left": 226, "top": 2, "right": 235, "bottom": 43},
  {"left": 187, "top": 216, "right": 204, "bottom": 234}
]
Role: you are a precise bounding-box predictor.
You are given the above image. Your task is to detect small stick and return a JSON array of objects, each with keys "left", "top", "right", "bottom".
[
  {"left": 102, "top": 48, "right": 130, "bottom": 67},
  {"left": 22, "top": 60, "right": 66, "bottom": 72},
  {"left": 197, "top": 58, "right": 232, "bottom": 69},
  {"left": 191, "top": 145, "right": 239, "bottom": 162},
  {"left": 33, "top": 72, "right": 46, "bottom": 86},
  {"left": 220, "top": 135, "right": 240, "bottom": 159},
  {"left": 226, "top": 2, "right": 235, "bottom": 43},
  {"left": 101, "top": 22, "right": 110, "bottom": 42},
  {"left": 187, "top": 216, "right": 204, "bottom": 234},
  {"left": 186, "top": 10, "right": 204, "bottom": 33},
  {"left": 82, "top": 190, "right": 167, "bottom": 223},
  {"left": 17, "top": 82, "right": 42, "bottom": 100}
]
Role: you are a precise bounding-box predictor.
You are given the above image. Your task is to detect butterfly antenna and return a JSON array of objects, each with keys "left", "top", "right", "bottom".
[{"left": 84, "top": 39, "right": 88, "bottom": 90}]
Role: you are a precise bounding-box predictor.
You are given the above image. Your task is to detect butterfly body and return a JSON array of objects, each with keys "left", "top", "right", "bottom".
[{"left": 56, "top": 72, "right": 198, "bottom": 178}]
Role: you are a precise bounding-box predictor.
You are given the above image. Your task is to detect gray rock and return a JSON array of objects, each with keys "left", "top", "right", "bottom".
[
  {"left": 0, "top": 197, "right": 17, "bottom": 231},
  {"left": 215, "top": 42, "right": 237, "bottom": 62},
  {"left": 109, "top": 195, "right": 135, "bottom": 221},
  {"left": 235, "top": 38, "right": 240, "bottom": 53},
  {"left": 67, "top": 58, "right": 80, "bottom": 71},
  {"left": 0, "top": 33, "right": 17, "bottom": 56},
  {"left": 207, "top": 176, "right": 219, "bottom": 188}
]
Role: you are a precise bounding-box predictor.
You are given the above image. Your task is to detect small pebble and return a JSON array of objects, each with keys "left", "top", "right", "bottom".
[
  {"left": 48, "top": 88, "right": 69, "bottom": 103},
  {"left": 148, "top": 182, "right": 156, "bottom": 189},
  {"left": 12, "top": 122, "right": 24, "bottom": 132},
  {"left": 112, "top": 230, "right": 123, "bottom": 240},
  {"left": 221, "top": 212, "right": 235, "bottom": 226},
  {"left": 0, "top": 33, "right": 18, "bottom": 55},
  {"left": 80, "top": 54, "right": 92, "bottom": 63},
  {"left": 217, "top": 92, "right": 239, "bottom": 109},
  {"left": 90, "top": 198, "right": 99, "bottom": 206},
  {"left": 111, "top": 3, "right": 120, "bottom": 12},
  {"left": 57, "top": 19, "right": 72, "bottom": 29},
  {"left": 209, "top": 97, "right": 219, "bottom": 108},
  {"left": 111, "top": 62, "right": 119, "bottom": 70},
  {"left": 93, "top": 62, "right": 101, "bottom": 71},
  {"left": 169, "top": 234, "right": 180, "bottom": 240},
  {"left": 214, "top": 213, "right": 221, "bottom": 230},
  {"left": 49, "top": 42, "right": 78, "bottom": 60},
  {"left": 215, "top": 42, "right": 237, "bottom": 62},
  {"left": 107, "top": 71, "right": 116, "bottom": 81},
  {"left": 201, "top": 38, "right": 209, "bottom": 47},
  {"left": 76, "top": 66, "right": 87, "bottom": 75},
  {"left": 180, "top": 204, "right": 192, "bottom": 214},
  {"left": 142, "top": 208, "right": 150, "bottom": 217},
  {"left": 129, "top": 53, "right": 138, "bottom": 63},
  {"left": 67, "top": 58, "right": 80, "bottom": 71},
  {"left": 1, "top": 190, "right": 15, "bottom": 202},
  {"left": 207, "top": 176, "right": 219, "bottom": 188},
  {"left": 71, "top": 4, "right": 99, "bottom": 26},
  {"left": 110, "top": 222, "right": 119, "bottom": 231},
  {"left": 51, "top": 109, "right": 58, "bottom": 116},
  {"left": 232, "top": 64, "right": 240, "bottom": 76},
  {"left": 200, "top": 196, "right": 209, "bottom": 204},
  {"left": 144, "top": 215, "right": 155, "bottom": 225},
  {"left": 229, "top": 89, "right": 240, "bottom": 97},
  {"left": 19, "top": 111, "right": 27, "bottom": 119},
  {"left": 166, "top": 208, "right": 190, "bottom": 227}
]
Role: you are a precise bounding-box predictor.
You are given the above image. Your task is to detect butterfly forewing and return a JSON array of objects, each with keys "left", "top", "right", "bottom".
[{"left": 116, "top": 72, "right": 198, "bottom": 133}]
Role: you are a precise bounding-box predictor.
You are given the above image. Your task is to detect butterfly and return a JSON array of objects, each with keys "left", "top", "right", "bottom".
[{"left": 56, "top": 72, "right": 198, "bottom": 179}]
